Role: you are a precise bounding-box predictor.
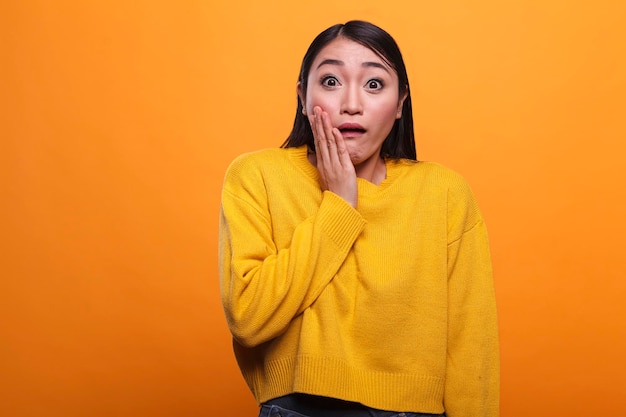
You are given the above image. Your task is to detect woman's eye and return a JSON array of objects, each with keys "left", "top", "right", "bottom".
[
  {"left": 321, "top": 76, "right": 339, "bottom": 87},
  {"left": 366, "top": 79, "right": 383, "bottom": 90}
]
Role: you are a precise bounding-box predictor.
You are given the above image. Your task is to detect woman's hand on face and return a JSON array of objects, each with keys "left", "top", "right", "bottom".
[{"left": 311, "top": 106, "right": 358, "bottom": 208}]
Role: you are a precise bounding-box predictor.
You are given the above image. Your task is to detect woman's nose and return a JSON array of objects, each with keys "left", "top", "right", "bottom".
[{"left": 340, "top": 85, "right": 363, "bottom": 115}]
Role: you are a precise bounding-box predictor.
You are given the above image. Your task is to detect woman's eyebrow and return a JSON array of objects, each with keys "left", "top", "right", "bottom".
[
  {"left": 316, "top": 59, "right": 390, "bottom": 73},
  {"left": 316, "top": 59, "right": 343, "bottom": 69},
  {"left": 363, "top": 61, "right": 390, "bottom": 73}
]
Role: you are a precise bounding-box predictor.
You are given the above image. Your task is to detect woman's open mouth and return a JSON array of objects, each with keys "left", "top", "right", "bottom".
[{"left": 338, "top": 123, "right": 366, "bottom": 138}]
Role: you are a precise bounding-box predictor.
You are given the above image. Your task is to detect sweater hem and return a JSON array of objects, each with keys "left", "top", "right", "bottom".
[{"left": 243, "top": 355, "right": 445, "bottom": 414}]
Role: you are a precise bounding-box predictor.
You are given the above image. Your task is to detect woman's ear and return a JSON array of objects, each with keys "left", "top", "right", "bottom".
[
  {"left": 297, "top": 82, "right": 307, "bottom": 115},
  {"left": 396, "top": 85, "right": 409, "bottom": 119}
]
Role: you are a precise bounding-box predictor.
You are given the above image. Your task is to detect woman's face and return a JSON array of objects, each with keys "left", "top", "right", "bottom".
[{"left": 299, "top": 37, "right": 407, "bottom": 170}]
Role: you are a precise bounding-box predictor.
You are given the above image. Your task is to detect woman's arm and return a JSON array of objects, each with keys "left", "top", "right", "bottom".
[
  {"left": 219, "top": 162, "right": 365, "bottom": 348},
  {"left": 444, "top": 183, "right": 500, "bottom": 417}
]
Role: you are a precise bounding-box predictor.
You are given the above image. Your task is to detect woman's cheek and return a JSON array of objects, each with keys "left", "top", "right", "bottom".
[{"left": 307, "top": 91, "right": 335, "bottom": 114}]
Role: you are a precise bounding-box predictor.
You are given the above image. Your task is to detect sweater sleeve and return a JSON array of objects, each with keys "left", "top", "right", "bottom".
[
  {"left": 218, "top": 156, "right": 366, "bottom": 348},
  {"left": 444, "top": 183, "right": 500, "bottom": 417}
]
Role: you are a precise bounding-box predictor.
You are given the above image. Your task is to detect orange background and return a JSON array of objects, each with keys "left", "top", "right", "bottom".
[{"left": 2, "top": 1, "right": 625, "bottom": 416}]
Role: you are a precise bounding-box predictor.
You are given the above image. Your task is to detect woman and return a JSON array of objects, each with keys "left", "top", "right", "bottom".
[{"left": 219, "top": 20, "right": 499, "bottom": 417}]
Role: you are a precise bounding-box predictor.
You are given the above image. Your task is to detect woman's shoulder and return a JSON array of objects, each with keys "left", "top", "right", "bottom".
[
  {"left": 414, "top": 161, "right": 484, "bottom": 222},
  {"left": 394, "top": 160, "right": 470, "bottom": 189},
  {"left": 224, "top": 147, "right": 295, "bottom": 176},
  {"left": 222, "top": 147, "right": 310, "bottom": 190},
  {"left": 228, "top": 147, "right": 289, "bottom": 167},
  {"left": 394, "top": 160, "right": 479, "bottom": 210}
]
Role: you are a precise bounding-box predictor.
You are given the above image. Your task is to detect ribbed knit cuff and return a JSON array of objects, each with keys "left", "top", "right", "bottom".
[{"left": 317, "top": 191, "right": 366, "bottom": 250}]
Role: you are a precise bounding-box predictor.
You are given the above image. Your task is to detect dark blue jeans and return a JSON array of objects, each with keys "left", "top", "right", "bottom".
[{"left": 258, "top": 404, "right": 445, "bottom": 417}]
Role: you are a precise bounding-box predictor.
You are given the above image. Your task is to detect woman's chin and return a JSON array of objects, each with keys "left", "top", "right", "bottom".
[{"left": 347, "top": 152, "right": 362, "bottom": 166}]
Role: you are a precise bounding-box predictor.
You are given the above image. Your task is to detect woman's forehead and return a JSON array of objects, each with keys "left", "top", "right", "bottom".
[{"left": 311, "top": 38, "right": 389, "bottom": 70}]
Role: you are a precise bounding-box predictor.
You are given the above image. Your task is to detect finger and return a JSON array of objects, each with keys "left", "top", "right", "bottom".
[
  {"left": 321, "top": 113, "right": 341, "bottom": 167},
  {"left": 333, "top": 128, "right": 353, "bottom": 169},
  {"left": 310, "top": 107, "right": 323, "bottom": 149},
  {"left": 314, "top": 107, "right": 331, "bottom": 166},
  {"left": 309, "top": 108, "right": 317, "bottom": 140},
  {"left": 311, "top": 108, "right": 330, "bottom": 190}
]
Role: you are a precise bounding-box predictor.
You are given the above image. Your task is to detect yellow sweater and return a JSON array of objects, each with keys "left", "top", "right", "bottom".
[{"left": 219, "top": 146, "right": 499, "bottom": 417}]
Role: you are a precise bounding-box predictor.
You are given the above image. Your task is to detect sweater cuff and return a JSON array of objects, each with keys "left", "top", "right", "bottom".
[{"left": 317, "top": 191, "right": 366, "bottom": 250}]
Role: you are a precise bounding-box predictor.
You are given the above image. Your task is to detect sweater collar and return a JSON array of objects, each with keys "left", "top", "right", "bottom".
[{"left": 288, "top": 145, "right": 406, "bottom": 193}]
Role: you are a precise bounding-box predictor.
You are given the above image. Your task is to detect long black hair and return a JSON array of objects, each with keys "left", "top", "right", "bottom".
[{"left": 281, "top": 20, "right": 416, "bottom": 160}]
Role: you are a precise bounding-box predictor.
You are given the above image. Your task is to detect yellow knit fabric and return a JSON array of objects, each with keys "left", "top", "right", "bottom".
[{"left": 219, "top": 146, "right": 499, "bottom": 417}]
